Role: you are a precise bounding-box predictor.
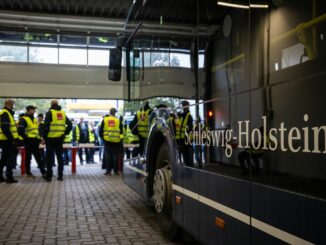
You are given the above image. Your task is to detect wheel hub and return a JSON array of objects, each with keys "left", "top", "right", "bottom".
[{"left": 153, "top": 165, "right": 172, "bottom": 213}]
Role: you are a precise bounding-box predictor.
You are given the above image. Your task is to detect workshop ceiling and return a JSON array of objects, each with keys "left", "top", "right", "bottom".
[{"left": 0, "top": 0, "right": 223, "bottom": 25}]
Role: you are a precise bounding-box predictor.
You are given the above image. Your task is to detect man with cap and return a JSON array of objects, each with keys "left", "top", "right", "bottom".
[
  {"left": 18, "top": 105, "right": 46, "bottom": 178},
  {"left": 99, "top": 108, "right": 123, "bottom": 175},
  {"left": 43, "top": 99, "right": 72, "bottom": 181},
  {"left": 180, "top": 100, "right": 194, "bottom": 167},
  {"left": 0, "top": 99, "right": 19, "bottom": 183}
]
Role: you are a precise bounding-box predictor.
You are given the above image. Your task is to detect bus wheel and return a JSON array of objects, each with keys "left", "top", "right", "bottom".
[
  {"left": 153, "top": 165, "right": 172, "bottom": 213},
  {"left": 153, "top": 142, "right": 182, "bottom": 241}
]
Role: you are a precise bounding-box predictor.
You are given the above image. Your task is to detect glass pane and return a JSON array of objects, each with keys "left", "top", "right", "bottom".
[
  {"left": 88, "top": 49, "right": 109, "bottom": 66},
  {"left": 29, "top": 33, "right": 58, "bottom": 45},
  {"left": 59, "top": 48, "right": 87, "bottom": 65},
  {"left": 0, "top": 32, "right": 26, "bottom": 43},
  {"left": 198, "top": 54, "right": 204, "bottom": 68},
  {"left": 89, "top": 36, "right": 116, "bottom": 48},
  {"left": 0, "top": 45, "right": 27, "bottom": 62},
  {"left": 170, "top": 53, "right": 191, "bottom": 68},
  {"left": 60, "top": 35, "right": 87, "bottom": 47},
  {"left": 29, "top": 47, "right": 58, "bottom": 64},
  {"left": 151, "top": 52, "right": 169, "bottom": 66}
]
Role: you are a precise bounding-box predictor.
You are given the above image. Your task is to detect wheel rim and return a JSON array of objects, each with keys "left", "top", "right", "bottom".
[{"left": 153, "top": 165, "right": 172, "bottom": 213}]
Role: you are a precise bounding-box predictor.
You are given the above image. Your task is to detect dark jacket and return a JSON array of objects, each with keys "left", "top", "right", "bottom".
[
  {"left": 73, "top": 123, "right": 89, "bottom": 143},
  {"left": 44, "top": 104, "right": 72, "bottom": 139},
  {"left": 0, "top": 107, "right": 15, "bottom": 142}
]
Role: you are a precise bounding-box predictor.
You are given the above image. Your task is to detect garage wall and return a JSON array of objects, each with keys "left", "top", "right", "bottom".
[{"left": 0, "top": 62, "right": 123, "bottom": 99}]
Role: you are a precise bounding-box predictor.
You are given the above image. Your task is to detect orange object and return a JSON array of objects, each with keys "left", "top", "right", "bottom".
[
  {"left": 71, "top": 147, "right": 77, "bottom": 174},
  {"left": 215, "top": 217, "right": 225, "bottom": 229},
  {"left": 176, "top": 196, "right": 182, "bottom": 205},
  {"left": 208, "top": 110, "right": 213, "bottom": 117},
  {"left": 20, "top": 147, "right": 26, "bottom": 176}
]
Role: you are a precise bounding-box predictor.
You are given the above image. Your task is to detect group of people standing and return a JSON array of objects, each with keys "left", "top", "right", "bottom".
[
  {"left": 0, "top": 99, "right": 72, "bottom": 183},
  {"left": 0, "top": 98, "right": 200, "bottom": 183}
]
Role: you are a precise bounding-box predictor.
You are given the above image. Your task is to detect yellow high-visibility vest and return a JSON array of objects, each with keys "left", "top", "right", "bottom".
[
  {"left": 181, "top": 112, "right": 191, "bottom": 139},
  {"left": 89, "top": 128, "right": 95, "bottom": 143},
  {"left": 137, "top": 109, "right": 150, "bottom": 138},
  {"left": 103, "top": 116, "right": 122, "bottom": 143},
  {"left": 48, "top": 109, "right": 66, "bottom": 138},
  {"left": 175, "top": 117, "right": 182, "bottom": 140},
  {"left": 22, "top": 116, "right": 40, "bottom": 139},
  {"left": 64, "top": 130, "right": 72, "bottom": 143},
  {"left": 124, "top": 125, "right": 139, "bottom": 143},
  {"left": 0, "top": 109, "right": 19, "bottom": 140}
]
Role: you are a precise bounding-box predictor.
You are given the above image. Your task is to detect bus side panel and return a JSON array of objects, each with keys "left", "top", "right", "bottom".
[
  {"left": 123, "top": 158, "right": 147, "bottom": 200},
  {"left": 172, "top": 164, "right": 184, "bottom": 228},
  {"left": 198, "top": 171, "right": 251, "bottom": 244},
  {"left": 181, "top": 167, "right": 199, "bottom": 240},
  {"left": 251, "top": 184, "right": 326, "bottom": 244},
  {"left": 251, "top": 228, "right": 287, "bottom": 245}
]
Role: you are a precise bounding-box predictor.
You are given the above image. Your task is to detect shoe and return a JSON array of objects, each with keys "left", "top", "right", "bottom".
[
  {"left": 104, "top": 172, "right": 111, "bottom": 176},
  {"left": 26, "top": 173, "right": 36, "bottom": 179},
  {"left": 57, "top": 176, "right": 63, "bottom": 181},
  {"left": 43, "top": 176, "right": 52, "bottom": 182},
  {"left": 0, "top": 176, "right": 6, "bottom": 183},
  {"left": 114, "top": 172, "right": 119, "bottom": 176},
  {"left": 6, "top": 178, "right": 18, "bottom": 184}
]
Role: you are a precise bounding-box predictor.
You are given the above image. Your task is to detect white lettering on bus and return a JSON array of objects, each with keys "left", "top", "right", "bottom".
[{"left": 183, "top": 114, "right": 326, "bottom": 158}]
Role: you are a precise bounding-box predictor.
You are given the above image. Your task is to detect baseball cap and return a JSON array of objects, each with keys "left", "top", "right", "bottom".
[{"left": 26, "top": 105, "right": 37, "bottom": 111}]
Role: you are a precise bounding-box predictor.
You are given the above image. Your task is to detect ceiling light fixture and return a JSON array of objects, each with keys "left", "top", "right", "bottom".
[
  {"left": 249, "top": 4, "right": 269, "bottom": 8},
  {"left": 217, "top": 1, "right": 269, "bottom": 9},
  {"left": 217, "top": 1, "right": 250, "bottom": 9}
]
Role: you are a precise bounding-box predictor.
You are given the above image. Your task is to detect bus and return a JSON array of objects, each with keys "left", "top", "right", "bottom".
[{"left": 109, "top": 0, "right": 326, "bottom": 244}]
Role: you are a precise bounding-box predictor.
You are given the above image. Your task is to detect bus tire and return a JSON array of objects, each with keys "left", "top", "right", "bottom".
[{"left": 154, "top": 142, "right": 182, "bottom": 241}]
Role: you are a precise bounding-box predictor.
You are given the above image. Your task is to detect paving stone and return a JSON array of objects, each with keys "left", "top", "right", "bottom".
[{"left": 0, "top": 163, "right": 176, "bottom": 244}]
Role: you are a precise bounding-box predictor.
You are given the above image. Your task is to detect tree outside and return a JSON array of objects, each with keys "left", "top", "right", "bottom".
[{"left": 0, "top": 98, "right": 66, "bottom": 116}]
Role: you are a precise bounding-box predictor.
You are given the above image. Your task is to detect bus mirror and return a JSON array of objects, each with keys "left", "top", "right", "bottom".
[{"left": 108, "top": 48, "right": 122, "bottom": 81}]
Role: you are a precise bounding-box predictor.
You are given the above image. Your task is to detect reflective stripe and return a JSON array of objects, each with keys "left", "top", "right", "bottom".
[
  {"left": 172, "top": 184, "right": 314, "bottom": 245},
  {"left": 0, "top": 109, "right": 19, "bottom": 140}
]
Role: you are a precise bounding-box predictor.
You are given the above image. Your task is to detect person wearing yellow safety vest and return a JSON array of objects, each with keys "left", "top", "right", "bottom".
[
  {"left": 124, "top": 122, "right": 139, "bottom": 159},
  {"left": 174, "top": 111, "right": 183, "bottom": 162},
  {"left": 129, "top": 101, "right": 152, "bottom": 156},
  {"left": 73, "top": 117, "right": 91, "bottom": 164},
  {"left": 43, "top": 99, "right": 72, "bottom": 182},
  {"left": 0, "top": 99, "right": 19, "bottom": 183},
  {"left": 99, "top": 108, "right": 123, "bottom": 176},
  {"left": 18, "top": 105, "right": 47, "bottom": 178},
  {"left": 180, "top": 100, "right": 194, "bottom": 167},
  {"left": 88, "top": 121, "right": 98, "bottom": 164}
]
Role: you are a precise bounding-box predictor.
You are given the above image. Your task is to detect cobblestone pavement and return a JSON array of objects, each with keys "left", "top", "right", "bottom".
[{"left": 0, "top": 164, "right": 176, "bottom": 245}]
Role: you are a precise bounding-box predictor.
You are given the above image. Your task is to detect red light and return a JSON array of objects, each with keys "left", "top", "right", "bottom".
[{"left": 208, "top": 111, "right": 213, "bottom": 117}]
